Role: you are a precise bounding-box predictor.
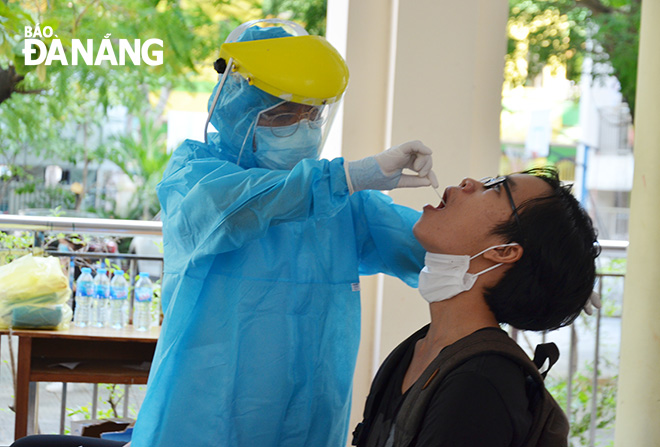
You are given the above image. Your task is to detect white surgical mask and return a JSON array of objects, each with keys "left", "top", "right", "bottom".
[
  {"left": 418, "top": 243, "right": 519, "bottom": 304},
  {"left": 253, "top": 122, "right": 322, "bottom": 170}
]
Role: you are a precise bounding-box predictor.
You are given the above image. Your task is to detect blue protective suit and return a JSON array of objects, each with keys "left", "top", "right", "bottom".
[{"left": 131, "top": 33, "right": 425, "bottom": 447}]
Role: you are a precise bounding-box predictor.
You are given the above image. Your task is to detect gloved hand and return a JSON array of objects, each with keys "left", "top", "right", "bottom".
[
  {"left": 345, "top": 140, "right": 439, "bottom": 193},
  {"left": 583, "top": 290, "right": 602, "bottom": 316}
]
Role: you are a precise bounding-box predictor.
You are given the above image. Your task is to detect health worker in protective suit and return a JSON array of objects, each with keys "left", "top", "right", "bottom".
[{"left": 131, "top": 19, "right": 439, "bottom": 447}]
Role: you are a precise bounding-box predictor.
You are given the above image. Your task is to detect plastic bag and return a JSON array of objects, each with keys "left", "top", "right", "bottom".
[
  {"left": 0, "top": 254, "right": 72, "bottom": 329},
  {"left": 1, "top": 303, "right": 73, "bottom": 330}
]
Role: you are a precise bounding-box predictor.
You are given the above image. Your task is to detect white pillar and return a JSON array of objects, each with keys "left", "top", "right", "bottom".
[
  {"left": 380, "top": 0, "right": 509, "bottom": 362},
  {"left": 614, "top": 1, "right": 660, "bottom": 445},
  {"left": 327, "top": 1, "right": 509, "bottom": 443},
  {"left": 326, "top": 0, "right": 396, "bottom": 439}
]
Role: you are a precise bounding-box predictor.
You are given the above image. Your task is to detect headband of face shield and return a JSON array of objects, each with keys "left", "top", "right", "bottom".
[{"left": 203, "top": 19, "right": 349, "bottom": 170}]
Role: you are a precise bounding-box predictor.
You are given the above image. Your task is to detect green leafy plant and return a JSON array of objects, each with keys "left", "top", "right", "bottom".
[
  {"left": 108, "top": 112, "right": 169, "bottom": 220},
  {"left": 262, "top": 0, "right": 327, "bottom": 35},
  {"left": 547, "top": 366, "right": 617, "bottom": 447},
  {"left": 24, "top": 186, "right": 77, "bottom": 210},
  {"left": 0, "top": 0, "right": 217, "bottom": 107},
  {"left": 507, "top": 0, "right": 641, "bottom": 118},
  {"left": 597, "top": 258, "right": 626, "bottom": 317},
  {"left": 0, "top": 230, "right": 41, "bottom": 264},
  {"left": 67, "top": 383, "right": 138, "bottom": 421}
]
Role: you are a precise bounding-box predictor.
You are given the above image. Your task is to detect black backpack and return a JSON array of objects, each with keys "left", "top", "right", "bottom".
[{"left": 352, "top": 326, "right": 569, "bottom": 447}]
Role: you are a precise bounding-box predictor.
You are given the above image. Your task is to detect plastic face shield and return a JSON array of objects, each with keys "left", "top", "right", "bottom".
[
  {"left": 248, "top": 98, "right": 338, "bottom": 151},
  {"left": 204, "top": 19, "right": 349, "bottom": 153}
]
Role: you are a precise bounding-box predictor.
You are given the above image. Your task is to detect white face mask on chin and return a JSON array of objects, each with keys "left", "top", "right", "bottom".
[{"left": 418, "top": 243, "right": 519, "bottom": 304}]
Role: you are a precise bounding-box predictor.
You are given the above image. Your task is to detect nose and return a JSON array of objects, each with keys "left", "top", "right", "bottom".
[{"left": 459, "top": 178, "right": 479, "bottom": 192}]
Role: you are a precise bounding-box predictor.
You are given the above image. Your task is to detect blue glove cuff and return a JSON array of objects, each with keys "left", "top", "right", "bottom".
[{"left": 347, "top": 157, "right": 400, "bottom": 193}]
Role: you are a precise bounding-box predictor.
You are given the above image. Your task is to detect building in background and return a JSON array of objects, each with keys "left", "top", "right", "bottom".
[{"left": 500, "top": 60, "right": 633, "bottom": 242}]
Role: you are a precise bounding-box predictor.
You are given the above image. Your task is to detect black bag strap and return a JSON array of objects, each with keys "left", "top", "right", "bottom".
[
  {"left": 352, "top": 325, "right": 430, "bottom": 447},
  {"left": 532, "top": 342, "right": 560, "bottom": 379}
]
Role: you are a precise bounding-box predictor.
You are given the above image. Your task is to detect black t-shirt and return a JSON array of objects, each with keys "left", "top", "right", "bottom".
[{"left": 375, "top": 328, "right": 533, "bottom": 447}]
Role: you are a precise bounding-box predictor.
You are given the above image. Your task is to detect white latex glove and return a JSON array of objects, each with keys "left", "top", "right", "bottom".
[
  {"left": 345, "top": 140, "right": 439, "bottom": 193},
  {"left": 583, "top": 290, "right": 602, "bottom": 316},
  {"left": 374, "top": 140, "right": 438, "bottom": 187}
]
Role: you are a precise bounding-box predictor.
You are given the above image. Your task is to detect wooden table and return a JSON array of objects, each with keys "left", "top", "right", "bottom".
[{"left": 1, "top": 325, "right": 160, "bottom": 440}]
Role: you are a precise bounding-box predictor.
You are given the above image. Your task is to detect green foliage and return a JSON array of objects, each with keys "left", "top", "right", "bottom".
[
  {"left": 0, "top": 0, "right": 216, "bottom": 107},
  {"left": 507, "top": 0, "right": 640, "bottom": 117},
  {"left": 0, "top": 230, "right": 40, "bottom": 264},
  {"left": 592, "top": 1, "right": 640, "bottom": 118},
  {"left": 507, "top": 1, "right": 588, "bottom": 85},
  {"left": 596, "top": 258, "right": 626, "bottom": 317},
  {"left": 67, "top": 383, "right": 137, "bottom": 420},
  {"left": 50, "top": 205, "right": 66, "bottom": 217},
  {"left": 24, "top": 186, "right": 77, "bottom": 210},
  {"left": 0, "top": 89, "right": 67, "bottom": 165},
  {"left": 262, "top": 0, "right": 327, "bottom": 35},
  {"left": 0, "top": 76, "right": 106, "bottom": 212},
  {"left": 108, "top": 112, "right": 169, "bottom": 219},
  {"left": 1, "top": 0, "right": 330, "bottom": 220},
  {"left": 0, "top": 231, "right": 33, "bottom": 250},
  {"left": 598, "top": 257, "right": 626, "bottom": 275},
  {"left": 546, "top": 366, "right": 617, "bottom": 446},
  {"left": 84, "top": 192, "right": 119, "bottom": 219}
]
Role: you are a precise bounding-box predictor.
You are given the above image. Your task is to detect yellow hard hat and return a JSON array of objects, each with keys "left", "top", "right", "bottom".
[{"left": 219, "top": 35, "right": 349, "bottom": 106}]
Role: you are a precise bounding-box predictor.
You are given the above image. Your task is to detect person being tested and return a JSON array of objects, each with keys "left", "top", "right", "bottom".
[
  {"left": 352, "top": 168, "right": 600, "bottom": 446},
  {"left": 130, "top": 19, "right": 438, "bottom": 447}
]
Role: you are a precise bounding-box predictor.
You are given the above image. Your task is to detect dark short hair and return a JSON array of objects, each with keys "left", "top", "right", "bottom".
[{"left": 484, "top": 167, "right": 600, "bottom": 331}]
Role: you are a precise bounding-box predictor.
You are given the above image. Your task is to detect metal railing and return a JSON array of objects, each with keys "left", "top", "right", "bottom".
[
  {"left": 0, "top": 214, "right": 164, "bottom": 438},
  {"left": 575, "top": 269, "right": 623, "bottom": 445},
  {"left": 0, "top": 214, "right": 162, "bottom": 236},
  {"left": 512, "top": 239, "right": 626, "bottom": 446},
  {"left": 0, "top": 182, "right": 117, "bottom": 216}
]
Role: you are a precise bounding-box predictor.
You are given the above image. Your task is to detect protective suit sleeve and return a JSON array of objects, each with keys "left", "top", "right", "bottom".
[
  {"left": 156, "top": 140, "right": 351, "bottom": 255},
  {"left": 350, "top": 191, "right": 425, "bottom": 288}
]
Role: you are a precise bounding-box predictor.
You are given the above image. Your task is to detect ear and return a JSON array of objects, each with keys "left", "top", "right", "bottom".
[{"left": 482, "top": 243, "right": 523, "bottom": 265}]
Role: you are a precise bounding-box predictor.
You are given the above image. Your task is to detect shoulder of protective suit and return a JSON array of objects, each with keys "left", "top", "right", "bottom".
[
  {"left": 175, "top": 138, "right": 229, "bottom": 161},
  {"left": 161, "top": 138, "right": 227, "bottom": 177}
]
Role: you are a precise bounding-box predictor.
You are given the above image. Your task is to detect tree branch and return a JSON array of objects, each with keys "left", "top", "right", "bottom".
[
  {"left": 576, "top": 0, "right": 614, "bottom": 15},
  {"left": 0, "top": 66, "right": 25, "bottom": 105},
  {"left": 74, "top": 0, "right": 101, "bottom": 34},
  {"left": 14, "top": 88, "right": 45, "bottom": 95}
]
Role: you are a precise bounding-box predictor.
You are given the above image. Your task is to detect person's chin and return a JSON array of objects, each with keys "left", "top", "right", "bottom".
[{"left": 412, "top": 222, "right": 429, "bottom": 248}]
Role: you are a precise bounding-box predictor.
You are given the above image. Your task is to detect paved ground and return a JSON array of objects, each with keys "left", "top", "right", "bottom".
[{"left": 0, "top": 335, "right": 146, "bottom": 446}]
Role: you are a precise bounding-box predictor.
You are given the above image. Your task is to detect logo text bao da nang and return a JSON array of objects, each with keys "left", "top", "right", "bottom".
[{"left": 22, "top": 25, "right": 163, "bottom": 66}]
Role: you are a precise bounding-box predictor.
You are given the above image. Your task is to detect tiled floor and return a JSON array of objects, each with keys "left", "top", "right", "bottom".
[{"left": 0, "top": 335, "right": 146, "bottom": 446}]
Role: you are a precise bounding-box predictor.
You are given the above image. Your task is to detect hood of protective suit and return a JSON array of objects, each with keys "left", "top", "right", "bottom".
[{"left": 207, "top": 26, "right": 295, "bottom": 169}]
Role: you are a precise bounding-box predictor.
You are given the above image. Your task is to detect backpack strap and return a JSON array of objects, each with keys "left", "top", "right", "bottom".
[
  {"left": 392, "top": 328, "right": 554, "bottom": 447},
  {"left": 532, "top": 342, "right": 560, "bottom": 379},
  {"left": 352, "top": 325, "right": 430, "bottom": 447}
]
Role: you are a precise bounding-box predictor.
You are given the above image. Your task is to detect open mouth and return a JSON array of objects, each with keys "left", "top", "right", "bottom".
[{"left": 437, "top": 189, "right": 448, "bottom": 209}]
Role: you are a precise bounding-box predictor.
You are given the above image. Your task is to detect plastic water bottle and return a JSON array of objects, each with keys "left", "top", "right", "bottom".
[
  {"left": 109, "top": 270, "right": 129, "bottom": 329},
  {"left": 92, "top": 268, "right": 110, "bottom": 327},
  {"left": 133, "top": 272, "right": 153, "bottom": 331},
  {"left": 74, "top": 267, "right": 94, "bottom": 327}
]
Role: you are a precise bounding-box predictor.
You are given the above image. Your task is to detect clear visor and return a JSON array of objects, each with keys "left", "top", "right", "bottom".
[
  {"left": 204, "top": 61, "right": 342, "bottom": 151},
  {"left": 236, "top": 99, "right": 338, "bottom": 167}
]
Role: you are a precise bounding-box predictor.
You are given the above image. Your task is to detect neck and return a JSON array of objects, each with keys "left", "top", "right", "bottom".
[{"left": 419, "top": 288, "right": 500, "bottom": 355}]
